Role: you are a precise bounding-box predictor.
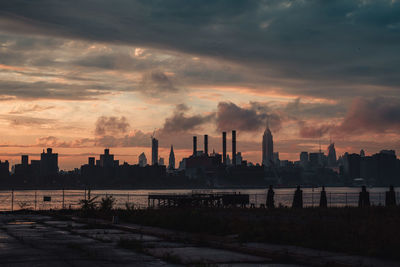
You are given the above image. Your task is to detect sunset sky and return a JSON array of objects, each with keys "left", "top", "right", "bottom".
[{"left": 0, "top": 0, "right": 399, "bottom": 170}]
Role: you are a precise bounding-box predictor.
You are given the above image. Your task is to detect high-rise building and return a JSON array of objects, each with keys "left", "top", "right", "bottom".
[
  {"left": 232, "top": 130, "right": 236, "bottom": 166},
  {"left": 0, "top": 160, "right": 9, "bottom": 178},
  {"left": 236, "top": 152, "right": 242, "bottom": 166},
  {"left": 193, "top": 136, "right": 197, "bottom": 156},
  {"left": 327, "top": 143, "right": 337, "bottom": 167},
  {"left": 300, "top": 152, "right": 309, "bottom": 168},
  {"left": 222, "top": 132, "right": 227, "bottom": 164},
  {"left": 40, "top": 148, "right": 58, "bottom": 177},
  {"left": 360, "top": 149, "right": 365, "bottom": 157},
  {"left": 88, "top": 157, "right": 95, "bottom": 166},
  {"left": 21, "top": 155, "right": 29, "bottom": 166},
  {"left": 169, "top": 145, "right": 175, "bottom": 169},
  {"left": 273, "top": 152, "right": 280, "bottom": 165},
  {"left": 99, "top": 148, "right": 115, "bottom": 168},
  {"left": 262, "top": 124, "right": 273, "bottom": 166},
  {"left": 138, "top": 152, "right": 147, "bottom": 167},
  {"left": 204, "top": 135, "right": 208, "bottom": 155},
  {"left": 152, "top": 137, "right": 158, "bottom": 165},
  {"left": 159, "top": 157, "right": 165, "bottom": 166}
]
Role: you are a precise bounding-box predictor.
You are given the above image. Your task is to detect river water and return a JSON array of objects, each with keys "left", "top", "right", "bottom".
[{"left": 0, "top": 187, "right": 398, "bottom": 211}]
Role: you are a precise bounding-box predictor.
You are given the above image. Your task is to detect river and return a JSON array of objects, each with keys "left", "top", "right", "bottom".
[{"left": 0, "top": 187, "right": 398, "bottom": 211}]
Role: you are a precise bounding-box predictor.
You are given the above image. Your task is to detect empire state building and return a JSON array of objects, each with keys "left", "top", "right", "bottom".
[{"left": 262, "top": 124, "right": 273, "bottom": 166}]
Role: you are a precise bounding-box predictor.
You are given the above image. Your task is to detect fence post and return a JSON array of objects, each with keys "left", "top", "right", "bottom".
[
  {"left": 379, "top": 192, "right": 381, "bottom": 206},
  {"left": 312, "top": 191, "right": 314, "bottom": 207},
  {"left": 35, "top": 190, "right": 37, "bottom": 210},
  {"left": 11, "top": 189, "right": 14, "bottom": 212},
  {"left": 255, "top": 194, "right": 257, "bottom": 207}
]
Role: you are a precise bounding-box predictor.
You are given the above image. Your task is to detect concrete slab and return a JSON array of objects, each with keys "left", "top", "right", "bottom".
[{"left": 147, "top": 246, "right": 269, "bottom": 264}]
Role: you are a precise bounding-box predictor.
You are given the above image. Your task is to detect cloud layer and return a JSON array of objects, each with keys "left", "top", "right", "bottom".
[{"left": 1, "top": 0, "right": 400, "bottom": 93}]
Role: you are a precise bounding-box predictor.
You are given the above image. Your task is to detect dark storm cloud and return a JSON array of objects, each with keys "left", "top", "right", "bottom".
[
  {"left": 161, "top": 104, "right": 214, "bottom": 133},
  {"left": 296, "top": 97, "right": 400, "bottom": 138},
  {"left": 298, "top": 121, "right": 332, "bottom": 139},
  {"left": 95, "top": 116, "right": 130, "bottom": 136},
  {"left": 141, "top": 70, "right": 178, "bottom": 94},
  {"left": 335, "top": 97, "right": 400, "bottom": 134},
  {"left": 1, "top": 0, "right": 400, "bottom": 92},
  {"left": 284, "top": 98, "right": 346, "bottom": 119},
  {"left": 216, "top": 102, "right": 281, "bottom": 132}
]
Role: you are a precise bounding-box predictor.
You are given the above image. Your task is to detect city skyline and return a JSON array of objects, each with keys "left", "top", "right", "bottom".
[
  {"left": 0, "top": 126, "right": 399, "bottom": 171},
  {"left": 2, "top": 128, "right": 398, "bottom": 172},
  {"left": 0, "top": 1, "right": 400, "bottom": 170}
]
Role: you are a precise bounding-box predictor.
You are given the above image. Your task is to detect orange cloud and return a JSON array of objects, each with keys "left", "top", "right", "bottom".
[{"left": 0, "top": 64, "right": 25, "bottom": 71}]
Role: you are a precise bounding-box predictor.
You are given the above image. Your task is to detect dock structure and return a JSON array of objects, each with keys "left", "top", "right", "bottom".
[{"left": 148, "top": 193, "right": 249, "bottom": 208}]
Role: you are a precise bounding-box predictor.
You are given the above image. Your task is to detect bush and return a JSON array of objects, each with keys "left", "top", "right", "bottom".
[{"left": 99, "top": 195, "right": 116, "bottom": 212}]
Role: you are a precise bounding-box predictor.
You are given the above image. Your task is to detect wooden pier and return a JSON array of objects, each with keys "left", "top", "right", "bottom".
[{"left": 148, "top": 193, "right": 249, "bottom": 208}]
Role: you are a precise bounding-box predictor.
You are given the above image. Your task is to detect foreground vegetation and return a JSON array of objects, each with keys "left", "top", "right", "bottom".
[{"left": 47, "top": 198, "right": 400, "bottom": 261}]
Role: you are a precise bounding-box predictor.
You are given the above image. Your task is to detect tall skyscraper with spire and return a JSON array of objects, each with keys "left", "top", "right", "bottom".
[
  {"left": 168, "top": 145, "right": 175, "bottom": 169},
  {"left": 262, "top": 122, "right": 273, "bottom": 167}
]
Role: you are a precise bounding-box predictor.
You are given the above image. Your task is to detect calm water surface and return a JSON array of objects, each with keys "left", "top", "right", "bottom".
[{"left": 0, "top": 187, "right": 398, "bottom": 211}]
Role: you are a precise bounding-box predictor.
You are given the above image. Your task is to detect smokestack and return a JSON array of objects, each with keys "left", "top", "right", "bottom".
[
  {"left": 232, "top": 130, "right": 236, "bottom": 166},
  {"left": 204, "top": 135, "right": 208, "bottom": 155},
  {"left": 193, "top": 136, "right": 197, "bottom": 156},
  {"left": 222, "top": 132, "right": 226, "bottom": 164}
]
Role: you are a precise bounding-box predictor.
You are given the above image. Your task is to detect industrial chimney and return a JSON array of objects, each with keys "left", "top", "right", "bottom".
[
  {"left": 222, "top": 132, "right": 227, "bottom": 164},
  {"left": 193, "top": 136, "right": 197, "bottom": 156},
  {"left": 204, "top": 135, "right": 208, "bottom": 155},
  {"left": 232, "top": 130, "right": 236, "bottom": 166}
]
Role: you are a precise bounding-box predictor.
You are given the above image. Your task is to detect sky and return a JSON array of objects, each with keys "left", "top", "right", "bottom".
[{"left": 0, "top": 0, "right": 400, "bottom": 170}]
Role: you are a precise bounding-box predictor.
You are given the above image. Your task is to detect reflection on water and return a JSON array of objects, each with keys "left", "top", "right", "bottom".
[{"left": 0, "top": 187, "right": 399, "bottom": 211}]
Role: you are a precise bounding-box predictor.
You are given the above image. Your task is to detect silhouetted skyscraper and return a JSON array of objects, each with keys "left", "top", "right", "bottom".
[
  {"left": 99, "top": 148, "right": 116, "bottom": 168},
  {"left": 204, "top": 135, "right": 208, "bottom": 155},
  {"left": 88, "top": 157, "right": 95, "bottom": 166},
  {"left": 152, "top": 137, "right": 158, "bottom": 165},
  {"left": 262, "top": 124, "right": 273, "bottom": 166},
  {"left": 138, "top": 152, "right": 147, "bottom": 167},
  {"left": 327, "top": 143, "right": 337, "bottom": 167},
  {"left": 21, "top": 155, "right": 28, "bottom": 166},
  {"left": 300, "top": 152, "right": 308, "bottom": 168},
  {"left": 236, "top": 152, "right": 242, "bottom": 166},
  {"left": 40, "top": 148, "right": 58, "bottom": 177},
  {"left": 159, "top": 157, "right": 165, "bottom": 166},
  {"left": 222, "top": 132, "right": 227, "bottom": 164},
  {"left": 193, "top": 136, "right": 197, "bottom": 156},
  {"left": 360, "top": 149, "right": 365, "bottom": 157},
  {"left": 232, "top": 130, "right": 236, "bottom": 166},
  {"left": 169, "top": 145, "right": 175, "bottom": 169}
]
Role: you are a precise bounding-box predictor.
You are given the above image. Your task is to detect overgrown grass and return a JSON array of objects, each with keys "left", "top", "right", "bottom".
[
  {"left": 113, "top": 207, "right": 400, "bottom": 260},
  {"left": 39, "top": 206, "right": 400, "bottom": 260}
]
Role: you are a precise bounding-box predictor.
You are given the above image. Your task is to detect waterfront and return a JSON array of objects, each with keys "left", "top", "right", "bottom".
[{"left": 0, "top": 187, "right": 398, "bottom": 211}]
